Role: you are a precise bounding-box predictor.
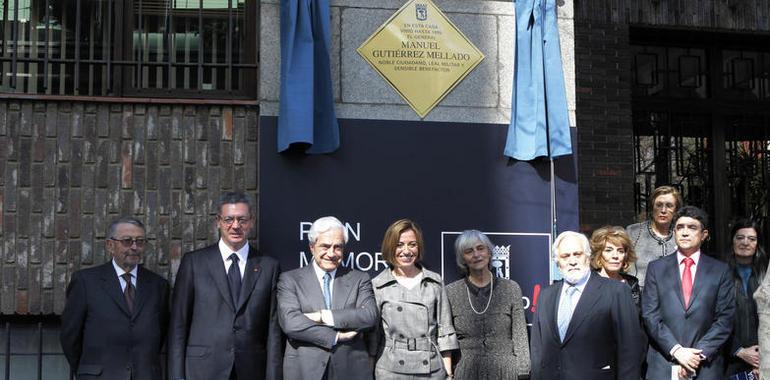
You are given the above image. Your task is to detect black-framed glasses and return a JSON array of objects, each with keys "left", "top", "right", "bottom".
[
  {"left": 218, "top": 216, "right": 252, "bottom": 226},
  {"left": 110, "top": 238, "right": 147, "bottom": 247}
]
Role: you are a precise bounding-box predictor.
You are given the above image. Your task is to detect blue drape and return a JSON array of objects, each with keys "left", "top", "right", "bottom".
[
  {"left": 505, "top": 0, "right": 572, "bottom": 160},
  {"left": 278, "top": 0, "right": 339, "bottom": 154}
]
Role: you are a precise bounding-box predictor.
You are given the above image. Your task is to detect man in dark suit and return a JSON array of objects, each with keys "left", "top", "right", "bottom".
[
  {"left": 277, "top": 216, "right": 378, "bottom": 379},
  {"left": 169, "top": 192, "right": 282, "bottom": 380},
  {"left": 530, "top": 231, "right": 644, "bottom": 380},
  {"left": 643, "top": 206, "right": 735, "bottom": 380},
  {"left": 60, "top": 217, "right": 169, "bottom": 380}
]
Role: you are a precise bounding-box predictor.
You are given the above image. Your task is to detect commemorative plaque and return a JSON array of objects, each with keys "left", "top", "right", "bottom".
[{"left": 357, "top": 0, "right": 484, "bottom": 118}]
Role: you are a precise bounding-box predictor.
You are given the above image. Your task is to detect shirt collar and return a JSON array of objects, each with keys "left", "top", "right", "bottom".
[
  {"left": 112, "top": 259, "right": 138, "bottom": 278},
  {"left": 311, "top": 260, "right": 337, "bottom": 281},
  {"left": 677, "top": 250, "right": 701, "bottom": 265},
  {"left": 565, "top": 270, "right": 591, "bottom": 293},
  {"left": 218, "top": 239, "right": 249, "bottom": 263}
]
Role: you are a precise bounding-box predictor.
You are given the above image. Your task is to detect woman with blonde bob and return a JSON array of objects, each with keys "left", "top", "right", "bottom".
[{"left": 589, "top": 226, "right": 641, "bottom": 308}]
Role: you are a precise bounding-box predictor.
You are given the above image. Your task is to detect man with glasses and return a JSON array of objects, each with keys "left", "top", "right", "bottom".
[
  {"left": 169, "top": 192, "right": 282, "bottom": 380},
  {"left": 61, "top": 217, "right": 169, "bottom": 380},
  {"left": 276, "top": 216, "right": 378, "bottom": 379}
]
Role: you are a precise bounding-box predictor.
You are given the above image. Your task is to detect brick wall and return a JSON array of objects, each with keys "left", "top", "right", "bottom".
[
  {"left": 574, "top": 22, "right": 636, "bottom": 233},
  {"left": 0, "top": 100, "right": 259, "bottom": 315}
]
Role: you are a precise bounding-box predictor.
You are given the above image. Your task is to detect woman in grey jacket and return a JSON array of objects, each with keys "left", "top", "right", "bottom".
[{"left": 369, "top": 219, "right": 458, "bottom": 379}]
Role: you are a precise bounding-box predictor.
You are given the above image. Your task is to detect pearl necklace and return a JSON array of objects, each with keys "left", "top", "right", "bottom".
[{"left": 466, "top": 276, "right": 494, "bottom": 315}]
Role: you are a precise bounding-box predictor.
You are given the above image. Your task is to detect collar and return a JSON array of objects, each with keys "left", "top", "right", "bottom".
[
  {"left": 563, "top": 270, "right": 590, "bottom": 293},
  {"left": 112, "top": 259, "right": 138, "bottom": 279},
  {"left": 218, "top": 239, "right": 249, "bottom": 263},
  {"left": 676, "top": 250, "right": 701, "bottom": 265},
  {"left": 311, "top": 260, "right": 337, "bottom": 280}
]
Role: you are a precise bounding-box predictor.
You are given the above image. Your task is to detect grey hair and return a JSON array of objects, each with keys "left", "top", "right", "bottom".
[
  {"left": 454, "top": 230, "right": 495, "bottom": 275},
  {"left": 551, "top": 231, "right": 590, "bottom": 260},
  {"left": 217, "top": 191, "right": 255, "bottom": 216},
  {"left": 308, "top": 216, "right": 348, "bottom": 245},
  {"left": 108, "top": 217, "right": 145, "bottom": 239}
]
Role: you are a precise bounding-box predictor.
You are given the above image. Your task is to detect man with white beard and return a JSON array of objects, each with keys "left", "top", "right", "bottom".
[{"left": 529, "top": 231, "right": 644, "bottom": 380}]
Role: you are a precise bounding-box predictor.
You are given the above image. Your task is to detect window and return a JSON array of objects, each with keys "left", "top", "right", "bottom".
[
  {"left": 0, "top": 317, "right": 69, "bottom": 380},
  {"left": 0, "top": 0, "right": 258, "bottom": 98}
]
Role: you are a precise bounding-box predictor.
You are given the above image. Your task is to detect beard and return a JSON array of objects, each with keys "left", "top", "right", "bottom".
[{"left": 561, "top": 265, "right": 589, "bottom": 284}]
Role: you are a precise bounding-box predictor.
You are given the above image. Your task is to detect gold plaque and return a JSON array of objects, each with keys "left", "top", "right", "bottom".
[{"left": 357, "top": 0, "right": 485, "bottom": 118}]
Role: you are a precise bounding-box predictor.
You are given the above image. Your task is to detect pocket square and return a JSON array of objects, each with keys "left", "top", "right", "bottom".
[{"left": 601, "top": 365, "right": 611, "bottom": 370}]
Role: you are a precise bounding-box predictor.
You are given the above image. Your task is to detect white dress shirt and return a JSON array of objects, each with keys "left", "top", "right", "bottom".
[
  {"left": 112, "top": 259, "right": 138, "bottom": 291},
  {"left": 219, "top": 239, "right": 248, "bottom": 278},
  {"left": 676, "top": 250, "right": 701, "bottom": 281}
]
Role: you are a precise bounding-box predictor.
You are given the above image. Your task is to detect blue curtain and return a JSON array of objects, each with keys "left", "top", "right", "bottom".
[
  {"left": 505, "top": 0, "right": 572, "bottom": 160},
  {"left": 278, "top": 0, "right": 339, "bottom": 154}
]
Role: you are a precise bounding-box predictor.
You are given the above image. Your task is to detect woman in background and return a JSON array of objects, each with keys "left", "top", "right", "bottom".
[
  {"left": 589, "top": 226, "right": 641, "bottom": 309},
  {"left": 445, "top": 230, "right": 530, "bottom": 379},
  {"left": 726, "top": 218, "right": 767, "bottom": 379}
]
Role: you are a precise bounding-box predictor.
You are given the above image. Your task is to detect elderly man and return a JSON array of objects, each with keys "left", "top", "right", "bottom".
[
  {"left": 277, "top": 216, "right": 379, "bottom": 379},
  {"left": 61, "top": 217, "right": 169, "bottom": 380},
  {"left": 169, "top": 192, "right": 282, "bottom": 380},
  {"left": 643, "top": 206, "right": 735, "bottom": 380},
  {"left": 530, "top": 231, "right": 644, "bottom": 380}
]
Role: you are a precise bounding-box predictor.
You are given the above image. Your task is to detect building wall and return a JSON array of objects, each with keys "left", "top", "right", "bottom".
[
  {"left": 0, "top": 100, "right": 259, "bottom": 315},
  {"left": 574, "top": 0, "right": 770, "bottom": 232}
]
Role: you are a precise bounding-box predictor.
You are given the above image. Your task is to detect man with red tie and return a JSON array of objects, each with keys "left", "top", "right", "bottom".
[{"left": 643, "top": 206, "right": 735, "bottom": 379}]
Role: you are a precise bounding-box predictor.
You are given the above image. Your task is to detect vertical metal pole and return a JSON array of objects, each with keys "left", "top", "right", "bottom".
[
  {"left": 4, "top": 322, "right": 10, "bottom": 380},
  {"left": 42, "top": 0, "right": 50, "bottom": 90},
  {"left": 226, "top": 0, "right": 232, "bottom": 91},
  {"left": 74, "top": 0, "right": 82, "bottom": 94},
  {"left": 137, "top": 0, "right": 143, "bottom": 87},
  {"left": 197, "top": 0, "right": 203, "bottom": 90},
  {"left": 1, "top": 0, "right": 8, "bottom": 57},
  {"left": 36, "top": 322, "right": 42, "bottom": 380},
  {"left": 106, "top": 0, "right": 112, "bottom": 92},
  {"left": 10, "top": 0, "right": 19, "bottom": 88}
]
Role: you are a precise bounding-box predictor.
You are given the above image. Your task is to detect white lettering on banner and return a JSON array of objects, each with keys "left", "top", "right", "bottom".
[
  {"left": 299, "top": 222, "right": 313, "bottom": 241},
  {"left": 345, "top": 222, "right": 361, "bottom": 241},
  {"left": 522, "top": 296, "right": 531, "bottom": 309},
  {"left": 299, "top": 251, "right": 388, "bottom": 272}
]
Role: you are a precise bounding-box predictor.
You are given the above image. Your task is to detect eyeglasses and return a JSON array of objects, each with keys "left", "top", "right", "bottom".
[
  {"left": 734, "top": 235, "right": 758, "bottom": 243},
  {"left": 653, "top": 202, "right": 676, "bottom": 210},
  {"left": 219, "top": 216, "right": 252, "bottom": 226},
  {"left": 110, "top": 237, "right": 146, "bottom": 247}
]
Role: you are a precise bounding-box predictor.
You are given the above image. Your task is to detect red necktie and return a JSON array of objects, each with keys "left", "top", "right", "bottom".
[{"left": 682, "top": 257, "right": 694, "bottom": 308}]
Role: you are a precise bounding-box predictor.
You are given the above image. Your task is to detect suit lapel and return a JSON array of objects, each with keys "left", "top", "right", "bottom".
[
  {"left": 99, "top": 262, "right": 132, "bottom": 317},
  {"left": 687, "top": 255, "right": 710, "bottom": 312},
  {"left": 205, "top": 247, "right": 236, "bottom": 312},
  {"left": 665, "top": 254, "right": 686, "bottom": 310},
  {"left": 236, "top": 246, "right": 263, "bottom": 312},
  {"left": 302, "top": 264, "right": 327, "bottom": 311},
  {"left": 547, "top": 281, "right": 563, "bottom": 344},
  {"left": 562, "top": 273, "right": 602, "bottom": 344},
  {"left": 332, "top": 267, "right": 353, "bottom": 310}
]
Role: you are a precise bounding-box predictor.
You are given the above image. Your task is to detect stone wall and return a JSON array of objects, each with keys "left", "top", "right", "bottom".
[
  {"left": 0, "top": 100, "right": 259, "bottom": 315},
  {"left": 259, "top": 0, "right": 576, "bottom": 127}
]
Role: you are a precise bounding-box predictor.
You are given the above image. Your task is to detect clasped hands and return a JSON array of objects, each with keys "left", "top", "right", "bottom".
[
  {"left": 303, "top": 311, "right": 358, "bottom": 343},
  {"left": 673, "top": 347, "right": 703, "bottom": 379}
]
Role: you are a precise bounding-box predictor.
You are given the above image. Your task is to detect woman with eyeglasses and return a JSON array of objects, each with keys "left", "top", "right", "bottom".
[
  {"left": 626, "top": 185, "right": 682, "bottom": 289},
  {"left": 445, "top": 230, "right": 530, "bottom": 379},
  {"left": 726, "top": 218, "right": 767, "bottom": 379},
  {"left": 368, "top": 219, "right": 458, "bottom": 379}
]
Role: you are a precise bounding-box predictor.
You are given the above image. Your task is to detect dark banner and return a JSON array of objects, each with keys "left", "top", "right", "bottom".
[{"left": 259, "top": 116, "right": 578, "bottom": 321}]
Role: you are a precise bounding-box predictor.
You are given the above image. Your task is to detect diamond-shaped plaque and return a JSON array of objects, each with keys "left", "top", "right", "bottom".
[{"left": 357, "top": 0, "right": 484, "bottom": 118}]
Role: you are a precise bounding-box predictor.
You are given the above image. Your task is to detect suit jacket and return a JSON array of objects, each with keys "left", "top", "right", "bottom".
[
  {"left": 530, "top": 272, "right": 644, "bottom": 380},
  {"left": 168, "top": 244, "right": 282, "bottom": 380},
  {"left": 60, "top": 262, "right": 170, "bottom": 380},
  {"left": 277, "top": 264, "right": 378, "bottom": 380},
  {"left": 642, "top": 253, "right": 735, "bottom": 380}
]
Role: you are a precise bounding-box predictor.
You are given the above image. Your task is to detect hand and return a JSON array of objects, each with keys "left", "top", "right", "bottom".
[
  {"left": 677, "top": 366, "right": 688, "bottom": 379},
  {"left": 673, "top": 347, "right": 702, "bottom": 373},
  {"left": 736, "top": 345, "right": 761, "bottom": 368},
  {"left": 303, "top": 311, "right": 322, "bottom": 323},
  {"left": 336, "top": 330, "right": 358, "bottom": 343},
  {"left": 751, "top": 368, "right": 760, "bottom": 379}
]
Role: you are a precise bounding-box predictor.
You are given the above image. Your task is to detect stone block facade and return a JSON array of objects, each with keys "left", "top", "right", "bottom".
[{"left": 0, "top": 100, "right": 259, "bottom": 315}]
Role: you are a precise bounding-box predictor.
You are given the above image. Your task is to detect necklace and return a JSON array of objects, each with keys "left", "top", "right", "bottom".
[{"left": 466, "top": 275, "right": 494, "bottom": 315}]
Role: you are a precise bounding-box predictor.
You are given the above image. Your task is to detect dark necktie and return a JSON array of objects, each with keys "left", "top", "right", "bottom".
[
  {"left": 682, "top": 257, "right": 694, "bottom": 308},
  {"left": 228, "top": 253, "right": 242, "bottom": 307},
  {"left": 122, "top": 273, "right": 135, "bottom": 314}
]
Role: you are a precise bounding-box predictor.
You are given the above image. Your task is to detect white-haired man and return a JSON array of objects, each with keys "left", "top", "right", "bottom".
[
  {"left": 530, "top": 231, "right": 644, "bottom": 380},
  {"left": 277, "top": 216, "right": 378, "bottom": 379}
]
